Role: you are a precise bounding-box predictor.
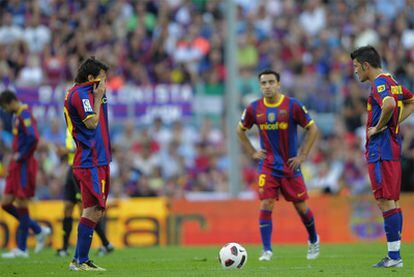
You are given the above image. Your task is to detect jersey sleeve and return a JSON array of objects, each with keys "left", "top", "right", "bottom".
[
  {"left": 20, "top": 109, "right": 36, "bottom": 137},
  {"left": 372, "top": 77, "right": 393, "bottom": 106},
  {"left": 292, "top": 99, "right": 314, "bottom": 128},
  {"left": 402, "top": 85, "right": 414, "bottom": 103},
  {"left": 71, "top": 90, "right": 95, "bottom": 122},
  {"left": 239, "top": 104, "right": 255, "bottom": 130},
  {"left": 17, "top": 109, "right": 39, "bottom": 161}
]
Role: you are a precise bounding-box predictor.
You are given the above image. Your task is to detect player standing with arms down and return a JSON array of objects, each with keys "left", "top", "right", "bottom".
[
  {"left": 0, "top": 90, "right": 50, "bottom": 258},
  {"left": 64, "top": 57, "right": 111, "bottom": 271},
  {"left": 350, "top": 46, "right": 414, "bottom": 268},
  {"left": 237, "top": 70, "right": 320, "bottom": 261}
]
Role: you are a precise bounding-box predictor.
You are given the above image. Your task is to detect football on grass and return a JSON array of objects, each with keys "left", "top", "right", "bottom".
[{"left": 218, "top": 242, "right": 247, "bottom": 269}]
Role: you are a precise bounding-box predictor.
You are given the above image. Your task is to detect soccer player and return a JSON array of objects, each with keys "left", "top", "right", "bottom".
[
  {"left": 56, "top": 129, "right": 114, "bottom": 257},
  {"left": 0, "top": 90, "right": 51, "bottom": 258},
  {"left": 63, "top": 57, "right": 111, "bottom": 271},
  {"left": 350, "top": 45, "right": 414, "bottom": 268},
  {"left": 237, "top": 70, "right": 320, "bottom": 261}
]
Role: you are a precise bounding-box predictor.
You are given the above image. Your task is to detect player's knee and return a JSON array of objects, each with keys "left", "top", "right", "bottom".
[
  {"left": 1, "top": 195, "right": 14, "bottom": 206},
  {"left": 82, "top": 206, "right": 104, "bottom": 222},
  {"left": 376, "top": 199, "right": 396, "bottom": 212},
  {"left": 395, "top": 201, "right": 400, "bottom": 209},
  {"left": 14, "top": 198, "right": 28, "bottom": 208},
  {"left": 1, "top": 201, "right": 11, "bottom": 210},
  {"left": 260, "top": 199, "right": 275, "bottom": 210},
  {"left": 95, "top": 207, "right": 105, "bottom": 219},
  {"left": 293, "top": 201, "right": 307, "bottom": 214}
]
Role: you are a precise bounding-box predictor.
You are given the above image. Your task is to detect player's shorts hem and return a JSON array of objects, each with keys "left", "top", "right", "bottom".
[
  {"left": 73, "top": 166, "right": 110, "bottom": 209},
  {"left": 257, "top": 171, "right": 308, "bottom": 202},
  {"left": 368, "top": 160, "right": 401, "bottom": 201}
]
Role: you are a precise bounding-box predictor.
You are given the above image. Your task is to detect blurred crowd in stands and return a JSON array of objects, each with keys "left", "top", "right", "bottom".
[{"left": 0, "top": 0, "right": 414, "bottom": 200}]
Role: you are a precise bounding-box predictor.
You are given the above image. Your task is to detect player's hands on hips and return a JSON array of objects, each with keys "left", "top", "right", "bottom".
[
  {"left": 367, "top": 126, "right": 387, "bottom": 139},
  {"left": 252, "top": 149, "right": 266, "bottom": 161},
  {"left": 288, "top": 154, "right": 306, "bottom": 170}
]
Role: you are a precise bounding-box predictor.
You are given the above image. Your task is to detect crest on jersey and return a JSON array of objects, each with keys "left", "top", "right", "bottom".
[
  {"left": 377, "top": 85, "right": 386, "bottom": 93},
  {"left": 82, "top": 99, "right": 93, "bottom": 112},
  {"left": 278, "top": 109, "right": 288, "bottom": 118},
  {"left": 24, "top": 119, "right": 31, "bottom": 127},
  {"left": 267, "top": 112, "right": 276, "bottom": 122}
]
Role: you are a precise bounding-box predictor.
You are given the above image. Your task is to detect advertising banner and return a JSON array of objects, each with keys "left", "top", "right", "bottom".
[
  {"left": 0, "top": 198, "right": 168, "bottom": 249},
  {"left": 14, "top": 84, "right": 193, "bottom": 123},
  {"left": 169, "top": 195, "right": 414, "bottom": 245},
  {"left": 2, "top": 195, "right": 414, "bottom": 249}
]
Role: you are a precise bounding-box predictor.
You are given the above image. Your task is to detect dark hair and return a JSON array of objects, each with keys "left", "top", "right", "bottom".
[
  {"left": 350, "top": 45, "right": 382, "bottom": 68},
  {"left": 74, "top": 56, "right": 109, "bottom": 83},
  {"left": 258, "top": 69, "right": 280, "bottom": 81},
  {"left": 0, "top": 89, "right": 18, "bottom": 106}
]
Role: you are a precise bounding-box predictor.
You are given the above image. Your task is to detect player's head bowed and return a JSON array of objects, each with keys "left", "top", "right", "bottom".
[
  {"left": 350, "top": 45, "right": 382, "bottom": 82},
  {"left": 0, "top": 89, "right": 18, "bottom": 113},
  {"left": 74, "top": 56, "right": 109, "bottom": 84}
]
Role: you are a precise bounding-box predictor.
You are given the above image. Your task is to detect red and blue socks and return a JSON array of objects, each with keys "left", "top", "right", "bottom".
[
  {"left": 16, "top": 208, "right": 30, "bottom": 251},
  {"left": 2, "top": 204, "right": 41, "bottom": 235},
  {"left": 74, "top": 217, "right": 96, "bottom": 264},
  {"left": 259, "top": 210, "right": 272, "bottom": 251},
  {"left": 398, "top": 209, "right": 403, "bottom": 236},
  {"left": 383, "top": 208, "right": 402, "bottom": 260},
  {"left": 299, "top": 208, "right": 317, "bottom": 243}
]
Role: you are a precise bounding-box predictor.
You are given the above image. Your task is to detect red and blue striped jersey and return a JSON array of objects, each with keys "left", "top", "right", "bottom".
[
  {"left": 63, "top": 82, "right": 111, "bottom": 168},
  {"left": 12, "top": 104, "right": 39, "bottom": 161},
  {"left": 239, "top": 95, "right": 314, "bottom": 177},
  {"left": 366, "top": 73, "right": 414, "bottom": 163}
]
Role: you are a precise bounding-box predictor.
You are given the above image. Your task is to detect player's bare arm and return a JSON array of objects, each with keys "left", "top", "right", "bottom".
[
  {"left": 288, "top": 123, "right": 318, "bottom": 170},
  {"left": 367, "top": 97, "right": 396, "bottom": 138},
  {"left": 237, "top": 124, "right": 266, "bottom": 161},
  {"left": 83, "top": 75, "right": 106, "bottom": 129},
  {"left": 398, "top": 97, "right": 414, "bottom": 124}
]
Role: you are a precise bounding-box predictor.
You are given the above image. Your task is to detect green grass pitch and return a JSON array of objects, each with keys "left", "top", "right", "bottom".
[{"left": 0, "top": 243, "right": 413, "bottom": 276}]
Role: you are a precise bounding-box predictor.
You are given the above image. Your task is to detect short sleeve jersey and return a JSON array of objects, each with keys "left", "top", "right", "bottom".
[
  {"left": 239, "top": 95, "right": 314, "bottom": 177},
  {"left": 12, "top": 104, "right": 39, "bottom": 161},
  {"left": 366, "top": 74, "right": 414, "bottom": 163},
  {"left": 63, "top": 82, "right": 111, "bottom": 168}
]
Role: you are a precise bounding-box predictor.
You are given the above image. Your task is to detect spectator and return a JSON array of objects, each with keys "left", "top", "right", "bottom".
[
  {"left": 22, "top": 15, "right": 51, "bottom": 54},
  {"left": 16, "top": 54, "right": 43, "bottom": 86}
]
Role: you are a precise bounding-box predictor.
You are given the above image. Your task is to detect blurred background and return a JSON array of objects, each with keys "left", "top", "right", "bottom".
[{"left": 0, "top": 0, "right": 414, "bottom": 247}]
